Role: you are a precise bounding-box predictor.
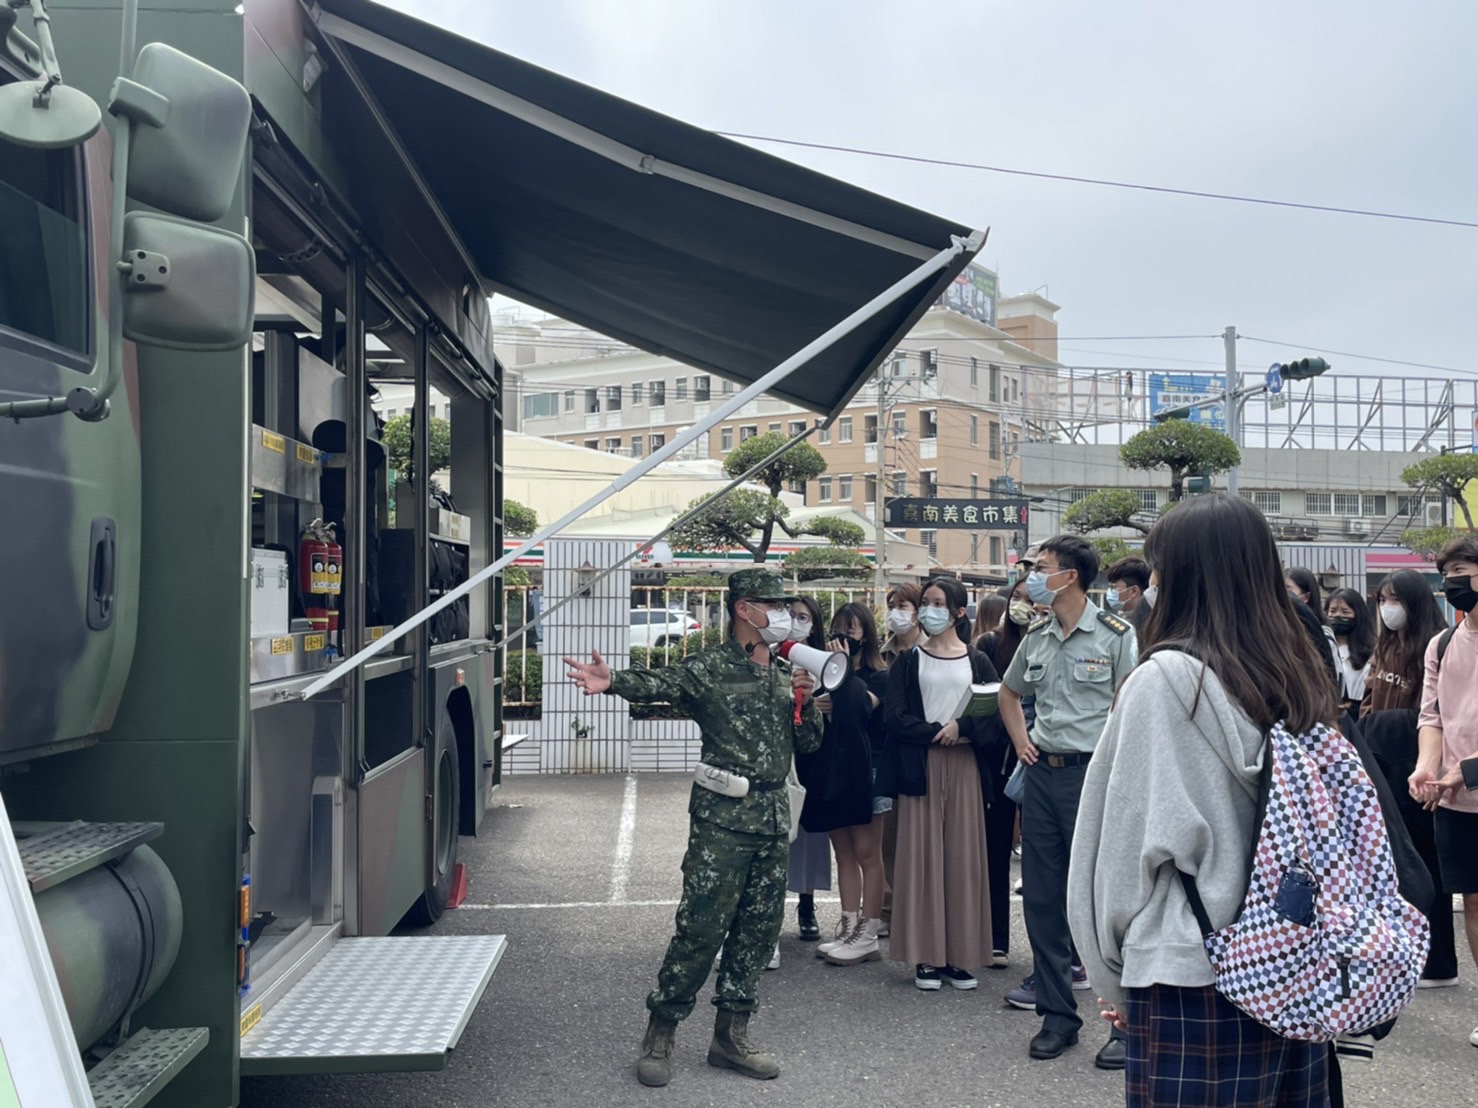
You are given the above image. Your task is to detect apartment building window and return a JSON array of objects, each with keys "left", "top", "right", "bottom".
[
  {"left": 650, "top": 432, "right": 666, "bottom": 450},
  {"left": 649, "top": 380, "right": 666, "bottom": 406},
  {"left": 1398, "top": 493, "right": 1440, "bottom": 516},
  {"left": 990, "top": 536, "right": 1003, "bottom": 563},
  {"left": 673, "top": 377, "right": 688, "bottom": 402},
  {"left": 740, "top": 425, "right": 757, "bottom": 441},
  {"left": 1010, "top": 378, "right": 1019, "bottom": 403},
  {"left": 604, "top": 437, "right": 622, "bottom": 453},
  {"left": 789, "top": 420, "right": 806, "bottom": 437},
  {"left": 788, "top": 479, "right": 806, "bottom": 496},
  {"left": 605, "top": 385, "right": 623, "bottom": 412},
  {"left": 819, "top": 477, "right": 833, "bottom": 503},
  {"left": 891, "top": 411, "right": 906, "bottom": 437},
  {"left": 969, "top": 415, "right": 978, "bottom": 446},
  {"left": 921, "top": 529, "right": 938, "bottom": 559},
  {"left": 838, "top": 416, "right": 853, "bottom": 443},
  {"left": 864, "top": 414, "right": 878, "bottom": 443},
  {"left": 865, "top": 475, "right": 878, "bottom": 505},
  {"left": 1068, "top": 487, "right": 1099, "bottom": 503},
  {"left": 522, "top": 393, "right": 558, "bottom": 419},
  {"left": 631, "top": 381, "right": 644, "bottom": 406},
  {"left": 584, "top": 387, "right": 600, "bottom": 414},
  {"left": 721, "top": 378, "right": 735, "bottom": 395},
  {"left": 631, "top": 434, "right": 645, "bottom": 458},
  {"left": 970, "top": 473, "right": 979, "bottom": 498},
  {"left": 584, "top": 438, "right": 599, "bottom": 451},
  {"left": 891, "top": 352, "right": 907, "bottom": 377},
  {"left": 819, "top": 425, "right": 831, "bottom": 443},
  {"left": 920, "top": 348, "right": 938, "bottom": 376},
  {"left": 1135, "top": 489, "right": 1159, "bottom": 512},
  {"left": 1333, "top": 492, "right": 1360, "bottom": 516},
  {"left": 1240, "top": 491, "right": 1282, "bottom": 514},
  {"left": 921, "top": 469, "right": 938, "bottom": 498},
  {"left": 1305, "top": 492, "right": 1333, "bottom": 515},
  {"left": 892, "top": 471, "right": 907, "bottom": 496},
  {"left": 694, "top": 375, "right": 711, "bottom": 401},
  {"left": 1363, "top": 494, "right": 1388, "bottom": 517},
  {"left": 989, "top": 363, "right": 1000, "bottom": 403},
  {"left": 988, "top": 420, "right": 1000, "bottom": 461},
  {"left": 768, "top": 422, "right": 781, "bottom": 434},
  {"left": 920, "top": 409, "right": 938, "bottom": 439},
  {"left": 721, "top": 426, "right": 734, "bottom": 451},
  {"left": 563, "top": 389, "right": 575, "bottom": 412},
  {"left": 838, "top": 474, "right": 852, "bottom": 501},
  {"left": 970, "top": 357, "right": 979, "bottom": 388}
]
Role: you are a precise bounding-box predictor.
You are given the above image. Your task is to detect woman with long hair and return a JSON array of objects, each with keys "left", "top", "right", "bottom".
[
  {"left": 883, "top": 576, "right": 999, "bottom": 991},
  {"left": 1069, "top": 494, "right": 1338, "bottom": 1106},
  {"left": 1362, "top": 570, "right": 1446, "bottom": 718},
  {"left": 784, "top": 595, "right": 831, "bottom": 955},
  {"left": 811, "top": 603, "right": 892, "bottom": 966},
  {"left": 1285, "top": 566, "right": 1324, "bottom": 618},
  {"left": 1325, "top": 587, "right": 1375, "bottom": 714},
  {"left": 972, "top": 593, "right": 1007, "bottom": 647},
  {"left": 1360, "top": 570, "right": 1459, "bottom": 988}
]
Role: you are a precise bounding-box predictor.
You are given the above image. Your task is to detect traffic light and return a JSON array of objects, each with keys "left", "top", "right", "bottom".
[
  {"left": 1280, "top": 357, "right": 1330, "bottom": 381},
  {"left": 1154, "top": 405, "right": 1193, "bottom": 424}
]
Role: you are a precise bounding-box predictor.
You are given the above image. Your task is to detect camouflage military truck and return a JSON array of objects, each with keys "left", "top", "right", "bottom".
[{"left": 0, "top": 1, "right": 979, "bottom": 1104}]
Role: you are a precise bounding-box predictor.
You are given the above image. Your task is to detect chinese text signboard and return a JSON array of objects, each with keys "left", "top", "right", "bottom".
[
  {"left": 885, "top": 497, "right": 1030, "bottom": 530},
  {"left": 1148, "top": 373, "right": 1226, "bottom": 431}
]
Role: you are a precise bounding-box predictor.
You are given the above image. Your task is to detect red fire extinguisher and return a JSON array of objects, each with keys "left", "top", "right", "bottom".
[{"left": 299, "top": 519, "right": 342, "bottom": 650}]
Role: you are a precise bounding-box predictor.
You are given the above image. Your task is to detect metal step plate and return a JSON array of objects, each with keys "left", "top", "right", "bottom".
[
  {"left": 19, "top": 821, "right": 164, "bottom": 893},
  {"left": 239, "top": 934, "right": 506, "bottom": 1076},
  {"left": 88, "top": 1026, "right": 209, "bottom": 1108}
]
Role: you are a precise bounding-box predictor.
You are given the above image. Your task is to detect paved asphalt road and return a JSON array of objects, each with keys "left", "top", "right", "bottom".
[{"left": 240, "top": 773, "right": 1477, "bottom": 1108}]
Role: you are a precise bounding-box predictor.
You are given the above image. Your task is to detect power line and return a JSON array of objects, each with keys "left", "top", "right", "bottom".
[
  {"left": 717, "top": 133, "right": 1478, "bottom": 231},
  {"left": 1238, "top": 335, "right": 1475, "bottom": 377}
]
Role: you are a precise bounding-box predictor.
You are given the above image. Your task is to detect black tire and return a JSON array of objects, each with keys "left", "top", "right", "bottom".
[
  {"left": 654, "top": 636, "right": 673, "bottom": 648},
  {"left": 402, "top": 725, "right": 461, "bottom": 928}
]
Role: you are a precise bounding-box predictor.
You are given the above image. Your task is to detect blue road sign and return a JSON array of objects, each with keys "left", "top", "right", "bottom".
[
  {"left": 1266, "top": 364, "right": 1284, "bottom": 395},
  {"left": 1148, "top": 373, "right": 1226, "bottom": 430}
]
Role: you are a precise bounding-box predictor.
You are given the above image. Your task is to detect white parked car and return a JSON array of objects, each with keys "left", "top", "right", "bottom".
[{"left": 629, "top": 608, "right": 702, "bottom": 648}]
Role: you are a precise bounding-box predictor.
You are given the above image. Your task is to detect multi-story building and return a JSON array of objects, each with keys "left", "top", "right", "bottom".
[{"left": 504, "top": 265, "right": 1063, "bottom": 580}]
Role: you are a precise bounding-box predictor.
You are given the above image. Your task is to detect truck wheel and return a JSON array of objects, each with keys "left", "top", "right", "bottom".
[{"left": 403, "top": 726, "right": 461, "bottom": 927}]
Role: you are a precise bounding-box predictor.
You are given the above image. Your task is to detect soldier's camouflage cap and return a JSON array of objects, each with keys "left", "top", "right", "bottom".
[{"left": 727, "top": 568, "right": 798, "bottom": 602}]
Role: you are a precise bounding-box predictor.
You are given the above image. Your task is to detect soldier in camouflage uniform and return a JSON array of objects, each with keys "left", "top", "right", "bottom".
[{"left": 565, "top": 568, "right": 823, "bottom": 1087}]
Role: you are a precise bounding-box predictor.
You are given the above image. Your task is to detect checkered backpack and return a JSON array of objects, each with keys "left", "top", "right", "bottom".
[{"left": 1179, "top": 719, "right": 1430, "bottom": 1042}]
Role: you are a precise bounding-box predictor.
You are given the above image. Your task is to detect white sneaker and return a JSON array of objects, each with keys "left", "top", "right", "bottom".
[
  {"left": 1418, "top": 976, "right": 1459, "bottom": 988},
  {"left": 766, "top": 943, "right": 780, "bottom": 971},
  {"left": 824, "top": 918, "right": 881, "bottom": 966},
  {"left": 1469, "top": 1025, "right": 1478, "bottom": 1048},
  {"left": 816, "top": 910, "right": 860, "bottom": 958}
]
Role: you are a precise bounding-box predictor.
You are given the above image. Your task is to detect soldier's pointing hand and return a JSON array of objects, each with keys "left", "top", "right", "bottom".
[{"left": 565, "top": 650, "right": 612, "bottom": 695}]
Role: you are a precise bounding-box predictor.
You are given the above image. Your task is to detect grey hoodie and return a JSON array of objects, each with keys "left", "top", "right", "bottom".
[{"left": 1067, "top": 650, "right": 1265, "bottom": 1013}]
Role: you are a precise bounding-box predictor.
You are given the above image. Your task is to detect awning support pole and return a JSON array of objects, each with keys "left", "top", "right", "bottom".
[
  {"left": 299, "top": 232, "right": 979, "bottom": 700},
  {"left": 503, "top": 427, "right": 819, "bottom": 649}
]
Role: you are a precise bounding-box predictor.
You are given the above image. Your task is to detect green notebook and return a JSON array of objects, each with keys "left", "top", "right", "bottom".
[{"left": 953, "top": 682, "right": 1001, "bottom": 719}]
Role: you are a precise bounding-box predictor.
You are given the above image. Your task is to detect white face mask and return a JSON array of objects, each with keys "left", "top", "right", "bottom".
[
  {"left": 1142, "top": 584, "right": 1158, "bottom": 610},
  {"left": 744, "top": 604, "right": 791, "bottom": 646},
  {"left": 1379, "top": 603, "right": 1407, "bottom": 632},
  {"left": 886, "top": 609, "right": 916, "bottom": 635},
  {"left": 918, "top": 607, "right": 954, "bottom": 637},
  {"left": 787, "top": 616, "right": 812, "bottom": 643}
]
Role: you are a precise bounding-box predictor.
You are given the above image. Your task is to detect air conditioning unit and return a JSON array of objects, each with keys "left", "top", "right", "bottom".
[
  {"left": 1345, "top": 518, "right": 1370, "bottom": 537},
  {"left": 1425, "top": 502, "right": 1446, "bottom": 527}
]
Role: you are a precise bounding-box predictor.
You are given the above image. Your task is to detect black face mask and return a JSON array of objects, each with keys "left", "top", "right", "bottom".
[
  {"left": 844, "top": 637, "right": 863, "bottom": 654},
  {"left": 1327, "top": 617, "right": 1357, "bottom": 636},
  {"left": 1443, "top": 574, "right": 1478, "bottom": 612}
]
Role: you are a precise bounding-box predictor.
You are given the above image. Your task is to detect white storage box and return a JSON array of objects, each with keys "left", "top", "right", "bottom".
[{"left": 250, "top": 548, "right": 291, "bottom": 638}]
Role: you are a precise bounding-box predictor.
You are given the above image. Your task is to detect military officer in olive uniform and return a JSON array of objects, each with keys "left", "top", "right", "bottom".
[
  {"left": 998, "top": 535, "right": 1137, "bottom": 1069},
  {"left": 565, "top": 568, "right": 823, "bottom": 1088}
]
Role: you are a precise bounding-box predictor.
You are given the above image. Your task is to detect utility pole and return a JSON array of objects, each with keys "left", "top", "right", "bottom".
[
  {"left": 1224, "top": 324, "right": 1240, "bottom": 496},
  {"left": 873, "top": 367, "right": 887, "bottom": 600}
]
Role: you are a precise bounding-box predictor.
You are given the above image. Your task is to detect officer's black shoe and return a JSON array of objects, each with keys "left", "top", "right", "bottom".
[
  {"left": 1028, "top": 1027, "right": 1079, "bottom": 1060},
  {"left": 797, "top": 902, "right": 820, "bottom": 942},
  {"left": 1095, "top": 1036, "right": 1127, "bottom": 1070}
]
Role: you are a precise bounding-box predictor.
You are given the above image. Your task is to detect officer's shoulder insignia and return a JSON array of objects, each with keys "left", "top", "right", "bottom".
[
  {"left": 1097, "top": 610, "right": 1131, "bottom": 636},
  {"left": 1028, "top": 616, "right": 1053, "bottom": 634}
]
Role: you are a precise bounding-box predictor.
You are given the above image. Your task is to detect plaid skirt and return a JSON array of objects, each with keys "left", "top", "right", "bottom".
[{"left": 1125, "top": 985, "right": 1328, "bottom": 1108}]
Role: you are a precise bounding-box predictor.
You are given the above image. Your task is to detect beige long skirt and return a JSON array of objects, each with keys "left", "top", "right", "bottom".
[{"left": 889, "top": 743, "right": 992, "bottom": 970}]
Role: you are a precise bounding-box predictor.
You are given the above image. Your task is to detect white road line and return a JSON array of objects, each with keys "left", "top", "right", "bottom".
[
  {"left": 608, "top": 774, "right": 639, "bottom": 904},
  {"left": 455, "top": 895, "right": 843, "bottom": 911}
]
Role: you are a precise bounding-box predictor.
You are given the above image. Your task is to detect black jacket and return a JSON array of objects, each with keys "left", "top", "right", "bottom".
[
  {"left": 796, "top": 666, "right": 889, "bottom": 834},
  {"left": 879, "top": 645, "right": 1000, "bottom": 799}
]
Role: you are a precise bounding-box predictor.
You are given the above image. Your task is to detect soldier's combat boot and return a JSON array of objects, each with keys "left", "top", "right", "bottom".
[
  {"left": 637, "top": 1013, "right": 678, "bottom": 1087},
  {"left": 707, "top": 1009, "right": 780, "bottom": 1080}
]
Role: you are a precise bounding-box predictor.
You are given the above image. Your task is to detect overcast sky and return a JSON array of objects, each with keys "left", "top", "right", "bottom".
[{"left": 392, "top": 0, "right": 1476, "bottom": 385}]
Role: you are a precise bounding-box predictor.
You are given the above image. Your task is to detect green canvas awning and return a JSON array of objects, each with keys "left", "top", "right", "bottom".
[{"left": 312, "top": 0, "right": 982, "bottom": 418}]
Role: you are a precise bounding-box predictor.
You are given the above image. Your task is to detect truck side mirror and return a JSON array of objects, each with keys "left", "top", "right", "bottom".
[
  {"left": 121, "top": 212, "right": 255, "bottom": 351},
  {"left": 0, "top": 0, "right": 103, "bottom": 149}
]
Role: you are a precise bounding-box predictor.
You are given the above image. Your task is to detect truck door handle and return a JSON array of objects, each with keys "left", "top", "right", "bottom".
[{"left": 87, "top": 517, "right": 117, "bottom": 631}]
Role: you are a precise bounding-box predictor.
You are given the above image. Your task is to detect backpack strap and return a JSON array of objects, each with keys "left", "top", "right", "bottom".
[{"left": 1434, "top": 625, "right": 1458, "bottom": 715}]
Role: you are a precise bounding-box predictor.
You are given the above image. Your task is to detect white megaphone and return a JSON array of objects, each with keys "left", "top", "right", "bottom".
[{"left": 777, "top": 641, "right": 850, "bottom": 692}]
